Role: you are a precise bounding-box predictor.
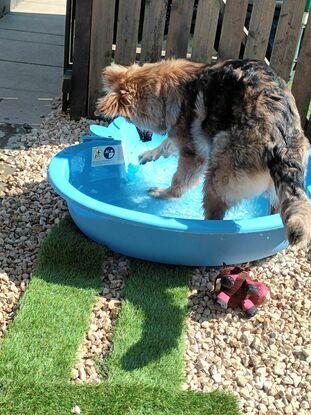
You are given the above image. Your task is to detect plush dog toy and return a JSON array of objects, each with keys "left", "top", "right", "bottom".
[{"left": 214, "top": 265, "right": 269, "bottom": 318}]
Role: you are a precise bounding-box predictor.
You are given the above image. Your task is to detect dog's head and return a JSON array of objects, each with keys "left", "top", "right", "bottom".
[{"left": 96, "top": 59, "right": 203, "bottom": 133}]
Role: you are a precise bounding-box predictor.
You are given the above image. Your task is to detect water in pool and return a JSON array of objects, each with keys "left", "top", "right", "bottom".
[{"left": 77, "top": 151, "right": 270, "bottom": 221}]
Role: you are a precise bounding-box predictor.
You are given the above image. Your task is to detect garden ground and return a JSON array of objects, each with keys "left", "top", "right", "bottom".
[
  {"left": 0, "top": 105, "right": 310, "bottom": 414},
  {"left": 0, "top": 217, "right": 238, "bottom": 415}
]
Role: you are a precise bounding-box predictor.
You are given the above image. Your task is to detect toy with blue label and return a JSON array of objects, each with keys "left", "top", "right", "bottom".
[{"left": 48, "top": 117, "right": 311, "bottom": 266}]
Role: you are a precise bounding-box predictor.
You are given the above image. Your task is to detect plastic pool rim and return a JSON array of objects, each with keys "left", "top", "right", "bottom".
[{"left": 48, "top": 145, "right": 311, "bottom": 236}]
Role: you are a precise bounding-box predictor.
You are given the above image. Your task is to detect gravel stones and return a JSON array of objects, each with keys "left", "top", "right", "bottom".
[
  {"left": 0, "top": 271, "right": 21, "bottom": 338},
  {"left": 71, "top": 251, "right": 127, "bottom": 384},
  {"left": 0, "top": 104, "right": 310, "bottom": 414},
  {"left": 0, "top": 103, "right": 123, "bottom": 385},
  {"left": 184, "top": 247, "right": 311, "bottom": 414},
  {"left": 0, "top": 102, "right": 95, "bottom": 342}
]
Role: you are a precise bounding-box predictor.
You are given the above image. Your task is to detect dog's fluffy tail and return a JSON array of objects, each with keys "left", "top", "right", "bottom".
[{"left": 267, "top": 141, "right": 311, "bottom": 246}]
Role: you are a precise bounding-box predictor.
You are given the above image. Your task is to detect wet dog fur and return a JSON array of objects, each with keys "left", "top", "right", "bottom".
[{"left": 96, "top": 58, "right": 311, "bottom": 246}]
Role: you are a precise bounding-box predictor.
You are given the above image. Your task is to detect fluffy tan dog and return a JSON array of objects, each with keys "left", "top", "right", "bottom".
[{"left": 96, "top": 59, "right": 311, "bottom": 246}]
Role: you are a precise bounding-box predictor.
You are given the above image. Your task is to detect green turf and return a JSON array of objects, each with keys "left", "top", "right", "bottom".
[
  {"left": 0, "top": 217, "right": 240, "bottom": 415},
  {"left": 107, "top": 261, "right": 190, "bottom": 390},
  {"left": 0, "top": 217, "right": 105, "bottom": 385},
  {"left": 0, "top": 382, "right": 238, "bottom": 415}
]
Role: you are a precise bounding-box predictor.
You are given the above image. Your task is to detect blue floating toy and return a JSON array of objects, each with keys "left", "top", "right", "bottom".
[{"left": 48, "top": 117, "right": 311, "bottom": 266}]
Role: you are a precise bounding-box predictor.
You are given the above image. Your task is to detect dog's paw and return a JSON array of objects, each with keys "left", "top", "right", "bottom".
[
  {"left": 148, "top": 187, "right": 181, "bottom": 199},
  {"left": 139, "top": 149, "right": 161, "bottom": 165},
  {"left": 148, "top": 187, "right": 170, "bottom": 199}
]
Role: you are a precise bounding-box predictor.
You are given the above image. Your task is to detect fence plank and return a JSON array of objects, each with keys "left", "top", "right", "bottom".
[
  {"left": 270, "top": 0, "right": 306, "bottom": 81},
  {"left": 140, "top": 0, "right": 168, "bottom": 63},
  {"left": 115, "top": 0, "right": 142, "bottom": 65},
  {"left": 70, "top": 0, "right": 93, "bottom": 118},
  {"left": 166, "top": 0, "right": 195, "bottom": 58},
  {"left": 244, "top": 0, "right": 275, "bottom": 60},
  {"left": 218, "top": 0, "right": 249, "bottom": 60},
  {"left": 88, "top": 0, "right": 115, "bottom": 116},
  {"left": 191, "top": 0, "right": 220, "bottom": 63},
  {"left": 292, "top": 17, "right": 311, "bottom": 126}
]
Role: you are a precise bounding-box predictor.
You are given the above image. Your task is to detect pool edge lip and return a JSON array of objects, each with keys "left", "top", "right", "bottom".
[{"left": 46, "top": 146, "right": 311, "bottom": 236}]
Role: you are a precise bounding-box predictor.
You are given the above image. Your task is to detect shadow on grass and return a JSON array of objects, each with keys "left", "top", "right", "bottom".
[
  {"left": 38, "top": 217, "right": 190, "bottom": 379},
  {"left": 120, "top": 262, "right": 189, "bottom": 371},
  {"left": 37, "top": 215, "right": 107, "bottom": 284}
]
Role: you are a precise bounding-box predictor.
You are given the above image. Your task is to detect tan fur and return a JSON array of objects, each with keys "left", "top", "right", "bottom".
[
  {"left": 283, "top": 194, "right": 311, "bottom": 245},
  {"left": 97, "top": 59, "right": 203, "bottom": 133},
  {"left": 138, "top": 138, "right": 177, "bottom": 165}
]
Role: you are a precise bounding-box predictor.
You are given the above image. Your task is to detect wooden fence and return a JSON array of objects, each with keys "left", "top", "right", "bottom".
[{"left": 63, "top": 0, "right": 311, "bottom": 135}]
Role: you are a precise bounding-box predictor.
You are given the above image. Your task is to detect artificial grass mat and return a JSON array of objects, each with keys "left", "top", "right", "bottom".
[
  {"left": 107, "top": 261, "right": 190, "bottom": 390},
  {"left": 0, "top": 217, "right": 239, "bottom": 415},
  {"left": 0, "top": 217, "right": 105, "bottom": 385},
  {"left": 2, "top": 383, "right": 238, "bottom": 415}
]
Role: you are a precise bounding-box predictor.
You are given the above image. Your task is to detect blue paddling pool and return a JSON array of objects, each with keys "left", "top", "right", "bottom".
[{"left": 48, "top": 117, "right": 311, "bottom": 266}]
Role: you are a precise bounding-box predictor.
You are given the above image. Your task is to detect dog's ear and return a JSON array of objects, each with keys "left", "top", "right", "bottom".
[
  {"left": 103, "top": 64, "right": 128, "bottom": 91},
  {"left": 96, "top": 92, "right": 131, "bottom": 118}
]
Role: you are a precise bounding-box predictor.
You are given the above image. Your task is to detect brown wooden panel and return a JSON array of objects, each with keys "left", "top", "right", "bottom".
[
  {"left": 115, "top": 0, "right": 142, "bottom": 65},
  {"left": 218, "top": 0, "right": 248, "bottom": 60},
  {"left": 141, "top": 0, "right": 168, "bottom": 63},
  {"left": 244, "top": 0, "right": 276, "bottom": 60},
  {"left": 191, "top": 0, "right": 220, "bottom": 63},
  {"left": 270, "top": 0, "right": 305, "bottom": 81},
  {"left": 70, "top": 0, "right": 93, "bottom": 118},
  {"left": 166, "top": 0, "right": 195, "bottom": 59},
  {"left": 292, "top": 17, "right": 311, "bottom": 126},
  {"left": 88, "top": 0, "right": 115, "bottom": 116}
]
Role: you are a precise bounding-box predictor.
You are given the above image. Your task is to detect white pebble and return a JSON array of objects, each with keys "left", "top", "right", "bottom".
[{"left": 71, "top": 405, "right": 81, "bottom": 414}]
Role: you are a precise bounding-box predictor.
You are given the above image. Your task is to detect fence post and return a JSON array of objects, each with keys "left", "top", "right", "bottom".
[
  {"left": 166, "top": 0, "right": 195, "bottom": 59},
  {"left": 115, "top": 0, "right": 142, "bottom": 65},
  {"left": 88, "top": 0, "right": 116, "bottom": 117},
  {"left": 292, "top": 15, "right": 311, "bottom": 129},
  {"left": 218, "top": 0, "right": 249, "bottom": 60},
  {"left": 270, "top": 0, "right": 306, "bottom": 82},
  {"left": 140, "top": 0, "right": 168, "bottom": 63},
  {"left": 191, "top": 0, "right": 220, "bottom": 64},
  {"left": 243, "top": 0, "right": 275, "bottom": 61},
  {"left": 70, "top": 0, "right": 93, "bottom": 119}
]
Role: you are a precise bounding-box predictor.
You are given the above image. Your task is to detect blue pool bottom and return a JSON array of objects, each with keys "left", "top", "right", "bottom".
[{"left": 77, "top": 122, "right": 270, "bottom": 221}]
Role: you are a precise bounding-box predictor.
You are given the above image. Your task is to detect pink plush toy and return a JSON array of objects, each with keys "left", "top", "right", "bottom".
[
  {"left": 214, "top": 265, "right": 270, "bottom": 318},
  {"left": 241, "top": 280, "right": 270, "bottom": 317}
]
